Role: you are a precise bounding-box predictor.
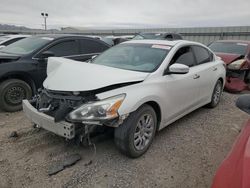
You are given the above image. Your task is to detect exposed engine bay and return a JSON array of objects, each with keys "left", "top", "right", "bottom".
[
  {"left": 31, "top": 89, "right": 97, "bottom": 122},
  {"left": 225, "top": 60, "right": 250, "bottom": 93}
]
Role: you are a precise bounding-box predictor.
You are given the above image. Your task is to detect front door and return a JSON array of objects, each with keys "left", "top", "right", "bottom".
[{"left": 162, "top": 46, "right": 201, "bottom": 124}]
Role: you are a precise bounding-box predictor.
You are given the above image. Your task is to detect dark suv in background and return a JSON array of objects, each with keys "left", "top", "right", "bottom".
[{"left": 0, "top": 34, "right": 110, "bottom": 112}]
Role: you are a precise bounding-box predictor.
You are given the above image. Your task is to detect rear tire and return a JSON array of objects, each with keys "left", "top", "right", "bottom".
[
  {"left": 114, "top": 104, "right": 157, "bottom": 158},
  {"left": 207, "top": 80, "right": 222, "bottom": 108},
  {"left": 0, "top": 79, "right": 32, "bottom": 112}
]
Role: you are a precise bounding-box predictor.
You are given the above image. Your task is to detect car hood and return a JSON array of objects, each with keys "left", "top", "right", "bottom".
[
  {"left": 0, "top": 52, "right": 21, "bottom": 63},
  {"left": 43, "top": 57, "right": 149, "bottom": 92},
  {"left": 215, "top": 52, "right": 244, "bottom": 65}
]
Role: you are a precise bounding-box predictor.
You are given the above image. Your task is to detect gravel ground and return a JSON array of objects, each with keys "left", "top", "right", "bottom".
[{"left": 0, "top": 92, "right": 249, "bottom": 188}]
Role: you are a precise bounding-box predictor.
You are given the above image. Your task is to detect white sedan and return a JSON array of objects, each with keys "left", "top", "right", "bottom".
[{"left": 23, "top": 40, "right": 226, "bottom": 158}]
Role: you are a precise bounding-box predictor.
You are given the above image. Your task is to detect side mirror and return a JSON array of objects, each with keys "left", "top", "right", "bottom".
[
  {"left": 236, "top": 95, "right": 250, "bottom": 114},
  {"left": 166, "top": 63, "right": 189, "bottom": 75},
  {"left": 39, "top": 51, "right": 55, "bottom": 59}
]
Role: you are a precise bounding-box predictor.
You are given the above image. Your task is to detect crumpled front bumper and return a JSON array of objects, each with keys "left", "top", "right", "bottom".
[{"left": 22, "top": 100, "right": 75, "bottom": 139}]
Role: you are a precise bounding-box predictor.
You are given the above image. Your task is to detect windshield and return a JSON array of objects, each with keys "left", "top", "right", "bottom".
[
  {"left": 133, "top": 33, "right": 164, "bottom": 40},
  {"left": 92, "top": 43, "right": 170, "bottom": 72},
  {"left": 209, "top": 42, "right": 248, "bottom": 56},
  {"left": 0, "top": 37, "right": 54, "bottom": 55}
]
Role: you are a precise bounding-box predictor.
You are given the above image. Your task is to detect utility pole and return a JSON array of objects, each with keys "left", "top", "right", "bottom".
[{"left": 41, "top": 12, "right": 48, "bottom": 30}]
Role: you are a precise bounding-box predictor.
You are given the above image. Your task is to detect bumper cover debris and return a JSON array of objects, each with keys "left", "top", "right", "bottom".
[{"left": 22, "top": 100, "right": 75, "bottom": 139}]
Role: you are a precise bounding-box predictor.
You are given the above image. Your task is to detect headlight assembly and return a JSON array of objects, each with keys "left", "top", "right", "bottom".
[
  {"left": 227, "top": 59, "right": 246, "bottom": 70},
  {"left": 68, "top": 94, "right": 126, "bottom": 122}
]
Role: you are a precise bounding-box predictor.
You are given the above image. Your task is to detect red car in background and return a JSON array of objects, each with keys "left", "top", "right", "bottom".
[
  {"left": 209, "top": 40, "right": 250, "bottom": 92},
  {"left": 212, "top": 95, "right": 250, "bottom": 188}
]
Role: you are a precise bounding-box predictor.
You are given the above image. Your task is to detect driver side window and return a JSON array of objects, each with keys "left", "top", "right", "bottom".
[{"left": 171, "top": 46, "right": 196, "bottom": 67}]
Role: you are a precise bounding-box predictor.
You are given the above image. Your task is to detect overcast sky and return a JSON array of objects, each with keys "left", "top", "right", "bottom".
[{"left": 0, "top": 0, "right": 249, "bottom": 30}]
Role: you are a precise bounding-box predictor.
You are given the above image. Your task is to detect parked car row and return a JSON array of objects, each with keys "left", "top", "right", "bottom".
[
  {"left": 0, "top": 32, "right": 184, "bottom": 112},
  {"left": 0, "top": 32, "right": 248, "bottom": 158},
  {"left": 0, "top": 34, "right": 110, "bottom": 111}
]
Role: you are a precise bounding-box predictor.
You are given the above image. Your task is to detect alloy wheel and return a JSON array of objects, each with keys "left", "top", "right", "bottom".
[{"left": 133, "top": 113, "right": 154, "bottom": 151}]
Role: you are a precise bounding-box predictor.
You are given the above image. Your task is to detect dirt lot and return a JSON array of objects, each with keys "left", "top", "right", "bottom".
[{"left": 0, "top": 92, "right": 249, "bottom": 188}]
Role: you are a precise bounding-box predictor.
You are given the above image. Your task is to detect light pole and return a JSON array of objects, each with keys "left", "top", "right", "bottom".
[{"left": 41, "top": 12, "right": 48, "bottom": 30}]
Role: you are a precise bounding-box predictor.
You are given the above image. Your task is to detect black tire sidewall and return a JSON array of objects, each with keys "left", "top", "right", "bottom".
[
  {"left": 0, "top": 79, "right": 32, "bottom": 112},
  {"left": 114, "top": 104, "right": 157, "bottom": 158}
]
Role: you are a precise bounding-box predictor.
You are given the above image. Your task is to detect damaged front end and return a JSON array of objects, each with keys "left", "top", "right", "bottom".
[
  {"left": 22, "top": 88, "right": 128, "bottom": 140},
  {"left": 221, "top": 55, "right": 250, "bottom": 93},
  {"left": 225, "top": 68, "right": 250, "bottom": 93}
]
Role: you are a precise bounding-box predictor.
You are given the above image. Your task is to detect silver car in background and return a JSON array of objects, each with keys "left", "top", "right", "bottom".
[{"left": 0, "top": 34, "right": 30, "bottom": 49}]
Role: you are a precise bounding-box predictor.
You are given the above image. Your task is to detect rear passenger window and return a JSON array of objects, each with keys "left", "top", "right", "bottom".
[
  {"left": 192, "top": 46, "right": 213, "bottom": 65},
  {"left": 48, "top": 40, "right": 78, "bottom": 56},
  {"left": 80, "top": 39, "right": 109, "bottom": 54},
  {"left": 171, "top": 46, "right": 196, "bottom": 67}
]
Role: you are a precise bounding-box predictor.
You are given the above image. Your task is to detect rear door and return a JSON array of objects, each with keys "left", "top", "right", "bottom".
[
  {"left": 192, "top": 45, "right": 218, "bottom": 103},
  {"left": 79, "top": 38, "right": 110, "bottom": 61},
  {"left": 46, "top": 39, "right": 80, "bottom": 61}
]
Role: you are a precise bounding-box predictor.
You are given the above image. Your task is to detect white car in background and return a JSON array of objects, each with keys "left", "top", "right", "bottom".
[
  {"left": 0, "top": 34, "right": 30, "bottom": 49},
  {"left": 23, "top": 40, "right": 225, "bottom": 158}
]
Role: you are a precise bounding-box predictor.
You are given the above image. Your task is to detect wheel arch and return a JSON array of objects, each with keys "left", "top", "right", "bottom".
[
  {"left": 0, "top": 73, "right": 36, "bottom": 95},
  {"left": 218, "top": 77, "right": 224, "bottom": 86},
  {"left": 143, "top": 101, "right": 162, "bottom": 131}
]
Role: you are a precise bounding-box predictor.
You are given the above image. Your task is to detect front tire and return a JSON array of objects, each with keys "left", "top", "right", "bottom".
[
  {"left": 207, "top": 80, "right": 223, "bottom": 108},
  {"left": 114, "top": 104, "right": 157, "bottom": 158},
  {"left": 0, "top": 79, "right": 32, "bottom": 112}
]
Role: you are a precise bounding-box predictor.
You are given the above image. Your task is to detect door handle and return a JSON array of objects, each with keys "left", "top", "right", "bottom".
[
  {"left": 213, "top": 67, "right": 218, "bottom": 71},
  {"left": 193, "top": 74, "right": 200, "bottom": 79}
]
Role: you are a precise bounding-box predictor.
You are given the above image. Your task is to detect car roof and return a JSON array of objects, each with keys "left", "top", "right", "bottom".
[
  {"left": 33, "top": 34, "right": 95, "bottom": 39},
  {"left": 214, "top": 40, "right": 250, "bottom": 45},
  {"left": 124, "top": 39, "right": 200, "bottom": 46},
  {"left": 0, "top": 34, "right": 30, "bottom": 39},
  {"left": 139, "top": 32, "right": 175, "bottom": 34}
]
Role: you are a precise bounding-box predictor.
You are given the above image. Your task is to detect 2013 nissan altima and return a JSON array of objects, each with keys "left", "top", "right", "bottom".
[{"left": 23, "top": 40, "right": 226, "bottom": 158}]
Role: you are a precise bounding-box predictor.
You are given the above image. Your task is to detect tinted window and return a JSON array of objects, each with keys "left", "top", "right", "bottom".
[
  {"left": 193, "top": 46, "right": 213, "bottom": 64},
  {"left": 0, "top": 37, "right": 53, "bottom": 55},
  {"left": 209, "top": 42, "right": 248, "bottom": 56},
  {"left": 165, "top": 35, "right": 173, "bottom": 40},
  {"left": 47, "top": 40, "right": 78, "bottom": 56},
  {"left": 80, "top": 39, "right": 109, "bottom": 54},
  {"left": 171, "top": 46, "right": 196, "bottom": 67}
]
